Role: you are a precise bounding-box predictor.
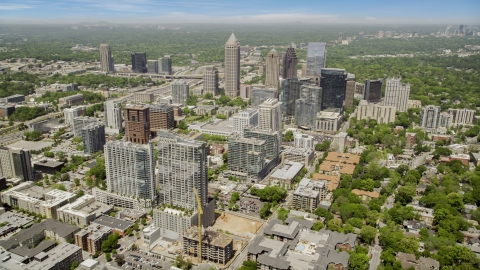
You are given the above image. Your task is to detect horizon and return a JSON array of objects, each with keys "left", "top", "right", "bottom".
[{"left": 1, "top": 0, "right": 479, "bottom": 25}]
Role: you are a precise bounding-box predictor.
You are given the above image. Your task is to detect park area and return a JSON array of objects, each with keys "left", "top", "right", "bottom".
[{"left": 212, "top": 212, "right": 263, "bottom": 239}]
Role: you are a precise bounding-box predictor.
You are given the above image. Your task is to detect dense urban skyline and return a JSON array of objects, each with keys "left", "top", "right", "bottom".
[{"left": 1, "top": 0, "right": 479, "bottom": 24}]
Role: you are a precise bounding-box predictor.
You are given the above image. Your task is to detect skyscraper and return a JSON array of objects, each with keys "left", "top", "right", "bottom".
[
  {"left": 172, "top": 81, "right": 190, "bottom": 105},
  {"left": 251, "top": 88, "right": 277, "bottom": 107},
  {"left": 0, "top": 147, "right": 12, "bottom": 179},
  {"left": 104, "top": 100, "right": 123, "bottom": 132},
  {"left": 227, "top": 135, "right": 267, "bottom": 182},
  {"left": 233, "top": 109, "right": 258, "bottom": 137},
  {"left": 131, "top": 53, "right": 147, "bottom": 73},
  {"left": 148, "top": 104, "right": 174, "bottom": 132},
  {"left": 306, "top": 42, "right": 326, "bottom": 77},
  {"left": 265, "top": 49, "right": 280, "bottom": 89},
  {"left": 344, "top": 74, "right": 355, "bottom": 108},
  {"left": 82, "top": 122, "right": 106, "bottom": 155},
  {"left": 73, "top": 116, "right": 100, "bottom": 137},
  {"left": 419, "top": 105, "right": 441, "bottom": 132},
  {"left": 258, "top": 98, "right": 282, "bottom": 132},
  {"left": 9, "top": 147, "right": 33, "bottom": 181},
  {"left": 157, "top": 131, "right": 208, "bottom": 210},
  {"left": 244, "top": 127, "right": 281, "bottom": 161},
  {"left": 104, "top": 140, "right": 156, "bottom": 202},
  {"left": 124, "top": 106, "right": 150, "bottom": 144},
  {"left": 282, "top": 45, "right": 298, "bottom": 79},
  {"left": 158, "top": 55, "right": 172, "bottom": 75},
  {"left": 364, "top": 79, "right": 383, "bottom": 103},
  {"left": 147, "top": 60, "right": 158, "bottom": 74},
  {"left": 203, "top": 67, "right": 219, "bottom": 96},
  {"left": 384, "top": 78, "right": 410, "bottom": 112},
  {"left": 99, "top": 44, "right": 114, "bottom": 73},
  {"left": 295, "top": 84, "right": 321, "bottom": 128},
  {"left": 225, "top": 32, "right": 240, "bottom": 97},
  {"left": 319, "top": 68, "right": 347, "bottom": 111},
  {"left": 281, "top": 78, "right": 302, "bottom": 119},
  {"left": 338, "top": 32, "right": 344, "bottom": 42}
]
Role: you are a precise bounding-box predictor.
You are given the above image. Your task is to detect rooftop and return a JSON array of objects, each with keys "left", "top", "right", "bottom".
[
  {"left": 325, "top": 152, "right": 360, "bottom": 164},
  {"left": 92, "top": 215, "right": 134, "bottom": 232},
  {"left": 351, "top": 189, "right": 380, "bottom": 199},
  {"left": 21, "top": 242, "right": 82, "bottom": 270},
  {"left": 33, "top": 160, "right": 65, "bottom": 168},
  {"left": 183, "top": 226, "right": 233, "bottom": 248},
  {"left": 57, "top": 195, "right": 113, "bottom": 218},
  {"left": 0, "top": 212, "right": 34, "bottom": 235},
  {"left": 271, "top": 162, "right": 304, "bottom": 181}
]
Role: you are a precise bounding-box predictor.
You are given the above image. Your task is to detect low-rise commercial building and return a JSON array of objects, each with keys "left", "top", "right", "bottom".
[
  {"left": 183, "top": 226, "right": 234, "bottom": 265},
  {"left": 74, "top": 223, "right": 112, "bottom": 254},
  {"left": 269, "top": 162, "right": 304, "bottom": 185},
  {"left": 282, "top": 147, "right": 315, "bottom": 167},
  {"left": 91, "top": 215, "right": 134, "bottom": 236},
  {"left": 0, "top": 212, "right": 34, "bottom": 237},
  {"left": 58, "top": 94, "right": 84, "bottom": 109},
  {"left": 315, "top": 110, "right": 343, "bottom": 133},
  {"left": 33, "top": 160, "right": 65, "bottom": 174},
  {"left": 57, "top": 195, "right": 113, "bottom": 227},
  {"left": 134, "top": 92, "right": 154, "bottom": 103},
  {"left": 0, "top": 94, "right": 25, "bottom": 103}
]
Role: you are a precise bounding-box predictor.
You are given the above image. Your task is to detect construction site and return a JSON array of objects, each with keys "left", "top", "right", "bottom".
[
  {"left": 212, "top": 212, "right": 264, "bottom": 238},
  {"left": 183, "top": 226, "right": 234, "bottom": 265}
]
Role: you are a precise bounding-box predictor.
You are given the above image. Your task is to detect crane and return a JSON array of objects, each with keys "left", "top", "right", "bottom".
[{"left": 193, "top": 187, "right": 203, "bottom": 263}]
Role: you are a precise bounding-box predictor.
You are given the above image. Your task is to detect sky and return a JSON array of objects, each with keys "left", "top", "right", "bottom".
[{"left": 0, "top": 0, "right": 479, "bottom": 25}]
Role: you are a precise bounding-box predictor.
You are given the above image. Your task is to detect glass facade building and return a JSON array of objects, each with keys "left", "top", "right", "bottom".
[
  {"left": 319, "top": 68, "right": 346, "bottom": 111},
  {"left": 306, "top": 42, "right": 326, "bottom": 77}
]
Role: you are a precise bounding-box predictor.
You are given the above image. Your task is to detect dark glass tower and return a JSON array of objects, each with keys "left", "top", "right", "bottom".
[
  {"left": 131, "top": 53, "right": 147, "bottom": 73},
  {"left": 319, "top": 68, "right": 347, "bottom": 111}
]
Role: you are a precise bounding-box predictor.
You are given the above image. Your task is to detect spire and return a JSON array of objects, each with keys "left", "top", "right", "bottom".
[{"left": 226, "top": 32, "right": 238, "bottom": 44}]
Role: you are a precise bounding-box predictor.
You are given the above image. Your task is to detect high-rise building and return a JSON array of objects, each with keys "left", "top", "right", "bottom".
[
  {"left": 82, "top": 122, "right": 106, "bottom": 155},
  {"left": 64, "top": 106, "right": 86, "bottom": 126},
  {"left": 338, "top": 32, "right": 344, "bottom": 42},
  {"left": 420, "top": 105, "right": 441, "bottom": 132},
  {"left": 319, "top": 68, "right": 347, "bottom": 111},
  {"left": 282, "top": 45, "right": 298, "bottom": 79},
  {"left": 104, "top": 140, "right": 156, "bottom": 203},
  {"left": 157, "top": 131, "right": 208, "bottom": 210},
  {"left": 131, "top": 53, "right": 147, "bottom": 73},
  {"left": 244, "top": 127, "right": 281, "bottom": 161},
  {"left": 251, "top": 88, "right": 277, "bottom": 107},
  {"left": 124, "top": 106, "right": 151, "bottom": 144},
  {"left": 203, "top": 67, "right": 219, "bottom": 96},
  {"left": 448, "top": 108, "right": 476, "bottom": 126},
  {"left": 344, "top": 74, "right": 355, "bottom": 108},
  {"left": 265, "top": 49, "right": 280, "bottom": 89},
  {"left": 147, "top": 60, "right": 158, "bottom": 74},
  {"left": 357, "top": 100, "right": 396, "bottom": 124},
  {"left": 233, "top": 109, "right": 259, "bottom": 137},
  {"left": 172, "top": 81, "right": 190, "bottom": 105},
  {"left": 148, "top": 104, "right": 174, "bottom": 132},
  {"left": 225, "top": 32, "right": 240, "bottom": 97},
  {"left": 295, "top": 84, "right": 321, "bottom": 128},
  {"left": 158, "top": 55, "right": 172, "bottom": 75},
  {"left": 364, "top": 79, "right": 383, "bottom": 103},
  {"left": 104, "top": 101, "right": 123, "bottom": 133},
  {"left": 294, "top": 133, "right": 314, "bottom": 149},
  {"left": 9, "top": 147, "right": 33, "bottom": 181},
  {"left": 99, "top": 44, "right": 114, "bottom": 73},
  {"left": 384, "top": 78, "right": 410, "bottom": 112},
  {"left": 258, "top": 98, "right": 282, "bottom": 132},
  {"left": 73, "top": 116, "right": 101, "bottom": 138},
  {"left": 280, "top": 78, "right": 302, "bottom": 119},
  {"left": 227, "top": 136, "right": 267, "bottom": 182},
  {"left": 306, "top": 42, "right": 326, "bottom": 77},
  {"left": 0, "top": 147, "right": 13, "bottom": 179}
]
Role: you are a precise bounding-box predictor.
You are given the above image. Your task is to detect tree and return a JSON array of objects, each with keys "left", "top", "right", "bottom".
[
  {"left": 349, "top": 252, "right": 369, "bottom": 270},
  {"left": 283, "top": 130, "right": 294, "bottom": 142},
  {"left": 173, "top": 255, "right": 193, "bottom": 270},
  {"left": 312, "top": 221, "right": 324, "bottom": 231},
  {"left": 315, "top": 140, "right": 331, "bottom": 151},
  {"left": 238, "top": 260, "right": 257, "bottom": 270},
  {"left": 395, "top": 165, "right": 409, "bottom": 176},
  {"left": 105, "top": 252, "right": 111, "bottom": 262},
  {"left": 314, "top": 207, "right": 334, "bottom": 221},
  {"left": 101, "top": 233, "right": 120, "bottom": 253},
  {"left": 73, "top": 178, "right": 80, "bottom": 186},
  {"left": 77, "top": 190, "right": 84, "bottom": 198},
  {"left": 395, "top": 186, "right": 416, "bottom": 205},
  {"left": 178, "top": 121, "right": 188, "bottom": 130},
  {"left": 327, "top": 218, "right": 343, "bottom": 232},
  {"left": 260, "top": 203, "right": 272, "bottom": 219},
  {"left": 360, "top": 225, "right": 377, "bottom": 244},
  {"left": 70, "top": 261, "right": 79, "bottom": 270},
  {"left": 278, "top": 207, "right": 289, "bottom": 222},
  {"left": 447, "top": 192, "right": 464, "bottom": 212}
]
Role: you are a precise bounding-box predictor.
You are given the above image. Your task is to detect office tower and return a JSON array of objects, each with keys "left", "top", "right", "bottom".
[
  {"left": 158, "top": 55, "right": 172, "bottom": 75},
  {"left": 439, "top": 112, "right": 453, "bottom": 128},
  {"left": 295, "top": 84, "right": 321, "bottom": 128},
  {"left": 364, "top": 79, "right": 383, "bottom": 103},
  {"left": 319, "top": 68, "right": 347, "bottom": 111},
  {"left": 73, "top": 116, "right": 100, "bottom": 137},
  {"left": 306, "top": 42, "right": 327, "bottom": 78},
  {"left": 147, "top": 60, "right": 158, "bottom": 74},
  {"left": 282, "top": 45, "right": 298, "bottom": 79},
  {"left": 384, "top": 78, "right": 410, "bottom": 112},
  {"left": 244, "top": 127, "right": 281, "bottom": 161},
  {"left": 148, "top": 104, "right": 174, "bottom": 132},
  {"left": 203, "top": 67, "right": 219, "bottom": 95},
  {"left": 131, "top": 53, "right": 147, "bottom": 73},
  {"left": 344, "top": 74, "right": 355, "bottom": 108},
  {"left": 281, "top": 78, "right": 302, "bottom": 118},
  {"left": 265, "top": 49, "right": 280, "bottom": 89},
  {"left": 294, "top": 133, "right": 314, "bottom": 149},
  {"left": 82, "top": 122, "right": 106, "bottom": 155},
  {"left": 240, "top": 84, "right": 253, "bottom": 100},
  {"left": 251, "top": 88, "right": 277, "bottom": 107},
  {"left": 420, "top": 105, "right": 441, "bottom": 132},
  {"left": 233, "top": 109, "right": 258, "bottom": 137},
  {"left": 9, "top": 147, "right": 33, "bottom": 181},
  {"left": 64, "top": 106, "right": 86, "bottom": 126},
  {"left": 448, "top": 108, "right": 476, "bottom": 126},
  {"left": 338, "top": 32, "right": 344, "bottom": 42},
  {"left": 104, "top": 100, "right": 123, "bottom": 132},
  {"left": 124, "top": 106, "right": 150, "bottom": 144},
  {"left": 104, "top": 140, "right": 156, "bottom": 202},
  {"left": 172, "top": 81, "right": 190, "bottom": 105},
  {"left": 157, "top": 131, "right": 208, "bottom": 210},
  {"left": 258, "top": 98, "right": 282, "bottom": 132},
  {"left": 99, "top": 44, "right": 114, "bottom": 73},
  {"left": 0, "top": 147, "right": 13, "bottom": 179},
  {"left": 227, "top": 135, "right": 267, "bottom": 182},
  {"left": 225, "top": 32, "right": 240, "bottom": 97},
  {"left": 359, "top": 32, "right": 364, "bottom": 40}
]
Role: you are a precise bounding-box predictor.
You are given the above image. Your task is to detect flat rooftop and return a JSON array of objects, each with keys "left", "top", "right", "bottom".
[
  {"left": 311, "top": 173, "right": 341, "bottom": 191},
  {"left": 0, "top": 212, "right": 34, "bottom": 235},
  {"left": 325, "top": 152, "right": 360, "bottom": 164},
  {"left": 92, "top": 215, "right": 134, "bottom": 231},
  {"left": 270, "top": 162, "right": 304, "bottom": 180},
  {"left": 33, "top": 160, "right": 65, "bottom": 168}
]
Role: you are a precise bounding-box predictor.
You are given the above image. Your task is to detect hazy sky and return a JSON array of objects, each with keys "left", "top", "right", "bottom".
[{"left": 1, "top": 0, "right": 479, "bottom": 25}]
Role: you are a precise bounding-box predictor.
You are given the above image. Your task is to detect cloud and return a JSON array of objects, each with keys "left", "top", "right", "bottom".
[
  {"left": 366, "top": 17, "right": 377, "bottom": 21},
  {"left": 0, "top": 4, "right": 32, "bottom": 10}
]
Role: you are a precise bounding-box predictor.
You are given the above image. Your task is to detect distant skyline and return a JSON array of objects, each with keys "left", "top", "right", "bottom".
[{"left": 1, "top": 0, "right": 479, "bottom": 25}]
